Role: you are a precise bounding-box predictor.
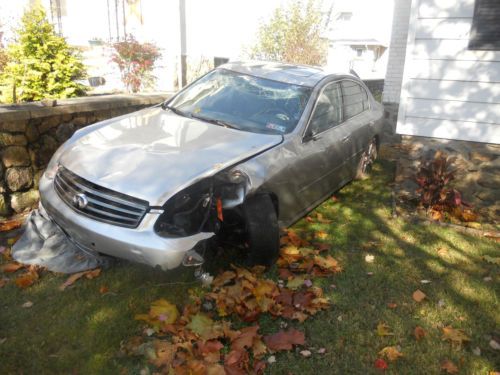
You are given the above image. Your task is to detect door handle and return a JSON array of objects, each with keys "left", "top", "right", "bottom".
[{"left": 342, "top": 135, "right": 350, "bottom": 143}]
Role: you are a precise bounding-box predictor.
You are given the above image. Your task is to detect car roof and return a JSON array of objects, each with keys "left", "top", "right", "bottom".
[{"left": 218, "top": 61, "right": 356, "bottom": 88}]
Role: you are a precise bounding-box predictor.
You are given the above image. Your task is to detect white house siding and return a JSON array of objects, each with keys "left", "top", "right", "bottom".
[
  {"left": 382, "top": 0, "right": 412, "bottom": 103},
  {"left": 395, "top": 0, "right": 500, "bottom": 144}
]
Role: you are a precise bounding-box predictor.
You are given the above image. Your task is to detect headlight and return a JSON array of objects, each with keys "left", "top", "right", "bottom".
[{"left": 154, "top": 179, "right": 214, "bottom": 238}]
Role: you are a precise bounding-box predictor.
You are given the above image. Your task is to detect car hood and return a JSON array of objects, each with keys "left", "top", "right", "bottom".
[{"left": 59, "top": 107, "right": 282, "bottom": 206}]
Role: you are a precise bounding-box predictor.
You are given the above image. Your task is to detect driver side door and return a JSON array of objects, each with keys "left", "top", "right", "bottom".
[{"left": 292, "top": 81, "right": 352, "bottom": 209}]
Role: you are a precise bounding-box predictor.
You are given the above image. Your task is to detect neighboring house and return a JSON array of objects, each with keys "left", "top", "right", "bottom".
[
  {"left": 383, "top": 0, "right": 499, "bottom": 222},
  {"left": 325, "top": 1, "right": 394, "bottom": 79},
  {"left": 2, "top": 0, "right": 394, "bottom": 92}
]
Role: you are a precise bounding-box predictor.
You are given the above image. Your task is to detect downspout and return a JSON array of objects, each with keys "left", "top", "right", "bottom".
[{"left": 178, "top": 0, "right": 187, "bottom": 89}]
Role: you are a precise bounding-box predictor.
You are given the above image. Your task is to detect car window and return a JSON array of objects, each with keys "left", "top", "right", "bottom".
[
  {"left": 167, "top": 69, "right": 312, "bottom": 135},
  {"left": 308, "top": 82, "right": 342, "bottom": 135},
  {"left": 341, "top": 81, "right": 369, "bottom": 119}
]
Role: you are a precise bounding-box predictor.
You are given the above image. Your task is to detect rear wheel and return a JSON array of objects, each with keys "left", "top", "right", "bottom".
[
  {"left": 356, "top": 138, "right": 378, "bottom": 180},
  {"left": 243, "top": 194, "right": 279, "bottom": 267}
]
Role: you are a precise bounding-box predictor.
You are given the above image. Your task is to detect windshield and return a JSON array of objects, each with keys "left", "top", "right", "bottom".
[{"left": 167, "top": 69, "right": 312, "bottom": 134}]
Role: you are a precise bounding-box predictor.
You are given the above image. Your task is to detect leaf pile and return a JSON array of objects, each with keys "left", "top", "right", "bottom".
[
  {"left": 127, "top": 243, "right": 342, "bottom": 374},
  {"left": 0, "top": 261, "right": 41, "bottom": 289},
  {"left": 278, "top": 231, "right": 342, "bottom": 278},
  {"left": 128, "top": 296, "right": 308, "bottom": 374},
  {"left": 206, "top": 265, "right": 330, "bottom": 323}
]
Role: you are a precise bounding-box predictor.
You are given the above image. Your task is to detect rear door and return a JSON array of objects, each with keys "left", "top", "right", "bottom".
[{"left": 340, "top": 80, "right": 374, "bottom": 176}]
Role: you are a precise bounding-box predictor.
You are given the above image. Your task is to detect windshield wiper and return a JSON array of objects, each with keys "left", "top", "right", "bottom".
[
  {"left": 190, "top": 113, "right": 241, "bottom": 130},
  {"left": 161, "top": 103, "right": 189, "bottom": 118}
]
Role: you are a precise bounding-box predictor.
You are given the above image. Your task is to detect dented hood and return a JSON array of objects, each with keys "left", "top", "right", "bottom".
[{"left": 59, "top": 107, "right": 282, "bottom": 206}]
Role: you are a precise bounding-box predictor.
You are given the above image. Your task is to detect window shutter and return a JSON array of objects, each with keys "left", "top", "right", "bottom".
[{"left": 469, "top": 0, "right": 500, "bottom": 51}]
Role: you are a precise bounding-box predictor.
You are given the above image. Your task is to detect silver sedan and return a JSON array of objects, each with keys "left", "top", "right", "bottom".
[{"left": 39, "top": 61, "right": 384, "bottom": 270}]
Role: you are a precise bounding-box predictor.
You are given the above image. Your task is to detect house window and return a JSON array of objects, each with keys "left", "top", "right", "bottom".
[
  {"left": 469, "top": 0, "right": 500, "bottom": 50},
  {"left": 337, "top": 12, "right": 352, "bottom": 21},
  {"left": 214, "top": 57, "right": 229, "bottom": 68}
]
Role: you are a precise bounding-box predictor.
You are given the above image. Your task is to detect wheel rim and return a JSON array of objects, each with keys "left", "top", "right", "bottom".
[{"left": 361, "top": 140, "right": 376, "bottom": 174}]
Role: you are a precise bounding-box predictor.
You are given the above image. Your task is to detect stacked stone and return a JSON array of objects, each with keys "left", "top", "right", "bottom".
[{"left": 0, "top": 93, "right": 170, "bottom": 219}]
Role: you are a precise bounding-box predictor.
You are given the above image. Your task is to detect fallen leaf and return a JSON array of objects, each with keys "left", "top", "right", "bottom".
[
  {"left": 267, "top": 355, "right": 276, "bottom": 364},
  {"left": 414, "top": 326, "right": 426, "bottom": 341},
  {"left": 59, "top": 269, "right": 101, "bottom": 290},
  {"left": 14, "top": 271, "right": 39, "bottom": 289},
  {"left": 99, "top": 286, "right": 109, "bottom": 294},
  {"left": 412, "top": 289, "right": 426, "bottom": 302},
  {"left": 21, "top": 301, "right": 33, "bottom": 308},
  {"left": 490, "top": 339, "right": 500, "bottom": 350},
  {"left": 377, "top": 323, "right": 394, "bottom": 336},
  {"left": 379, "top": 346, "right": 403, "bottom": 362},
  {"left": 0, "top": 278, "right": 8, "bottom": 288},
  {"left": 365, "top": 254, "right": 375, "bottom": 263},
  {"left": 420, "top": 279, "right": 432, "bottom": 284},
  {"left": 231, "top": 325, "right": 260, "bottom": 352},
  {"left": 441, "top": 359, "right": 459, "bottom": 374},
  {"left": 0, "top": 338, "right": 6, "bottom": 345},
  {"left": 315, "top": 230, "right": 328, "bottom": 240},
  {"left": 187, "top": 313, "right": 223, "bottom": 341},
  {"left": 135, "top": 299, "right": 180, "bottom": 331},
  {"left": 317, "top": 348, "right": 326, "bottom": 354},
  {"left": 374, "top": 358, "right": 388, "bottom": 370},
  {"left": 387, "top": 303, "right": 397, "bottom": 309},
  {"left": 472, "top": 347, "right": 481, "bottom": 356},
  {"left": 0, "top": 218, "right": 23, "bottom": 232},
  {"left": 287, "top": 276, "right": 306, "bottom": 290},
  {"left": 483, "top": 255, "right": 500, "bottom": 266},
  {"left": 263, "top": 329, "right": 305, "bottom": 351},
  {"left": 1, "top": 262, "right": 23, "bottom": 273},
  {"left": 442, "top": 326, "right": 470, "bottom": 348},
  {"left": 300, "top": 350, "right": 312, "bottom": 357},
  {"left": 436, "top": 247, "right": 448, "bottom": 256}
]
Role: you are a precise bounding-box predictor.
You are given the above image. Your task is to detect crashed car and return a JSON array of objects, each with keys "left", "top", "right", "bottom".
[{"left": 39, "top": 61, "right": 383, "bottom": 270}]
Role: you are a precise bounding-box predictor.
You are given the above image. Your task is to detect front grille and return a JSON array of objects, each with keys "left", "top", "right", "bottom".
[{"left": 54, "top": 166, "right": 149, "bottom": 228}]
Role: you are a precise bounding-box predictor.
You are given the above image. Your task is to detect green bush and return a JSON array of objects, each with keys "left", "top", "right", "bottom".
[{"left": 0, "top": 6, "right": 87, "bottom": 103}]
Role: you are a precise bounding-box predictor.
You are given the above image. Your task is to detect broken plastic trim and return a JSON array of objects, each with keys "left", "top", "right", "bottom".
[
  {"left": 154, "top": 170, "right": 249, "bottom": 238},
  {"left": 182, "top": 249, "right": 205, "bottom": 267}
]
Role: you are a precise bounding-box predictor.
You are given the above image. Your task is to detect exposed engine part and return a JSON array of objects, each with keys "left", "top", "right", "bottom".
[{"left": 194, "top": 267, "right": 214, "bottom": 286}]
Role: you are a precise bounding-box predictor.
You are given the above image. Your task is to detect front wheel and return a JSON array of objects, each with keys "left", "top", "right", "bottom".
[
  {"left": 243, "top": 194, "right": 280, "bottom": 267},
  {"left": 356, "top": 138, "right": 378, "bottom": 180}
]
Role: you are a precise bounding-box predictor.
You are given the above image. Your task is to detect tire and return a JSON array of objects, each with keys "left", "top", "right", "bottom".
[
  {"left": 243, "top": 194, "right": 280, "bottom": 267},
  {"left": 355, "top": 137, "right": 378, "bottom": 180}
]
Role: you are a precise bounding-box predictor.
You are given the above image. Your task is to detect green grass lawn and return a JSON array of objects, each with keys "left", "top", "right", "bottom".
[{"left": 0, "top": 160, "right": 499, "bottom": 374}]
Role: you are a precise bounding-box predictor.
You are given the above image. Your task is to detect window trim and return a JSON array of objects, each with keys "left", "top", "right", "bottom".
[{"left": 302, "top": 78, "right": 370, "bottom": 141}]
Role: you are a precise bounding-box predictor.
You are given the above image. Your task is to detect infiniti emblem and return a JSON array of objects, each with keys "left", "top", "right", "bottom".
[{"left": 72, "top": 193, "right": 88, "bottom": 209}]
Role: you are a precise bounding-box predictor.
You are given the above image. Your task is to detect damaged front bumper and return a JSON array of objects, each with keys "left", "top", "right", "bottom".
[{"left": 39, "top": 175, "right": 214, "bottom": 270}]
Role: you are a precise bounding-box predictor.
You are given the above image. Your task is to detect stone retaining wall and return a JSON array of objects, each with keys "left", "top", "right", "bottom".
[
  {"left": 381, "top": 103, "right": 500, "bottom": 225},
  {"left": 0, "top": 93, "right": 170, "bottom": 218}
]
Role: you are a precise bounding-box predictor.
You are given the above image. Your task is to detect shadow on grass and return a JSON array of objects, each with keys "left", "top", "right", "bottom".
[{"left": 0, "top": 160, "right": 498, "bottom": 375}]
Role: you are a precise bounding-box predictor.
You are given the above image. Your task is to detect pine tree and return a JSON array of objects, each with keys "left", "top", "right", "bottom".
[{"left": 1, "top": 6, "right": 87, "bottom": 103}]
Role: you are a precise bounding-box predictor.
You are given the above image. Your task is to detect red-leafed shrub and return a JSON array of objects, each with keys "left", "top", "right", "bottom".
[
  {"left": 415, "top": 152, "right": 476, "bottom": 222},
  {"left": 111, "top": 36, "right": 161, "bottom": 93}
]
